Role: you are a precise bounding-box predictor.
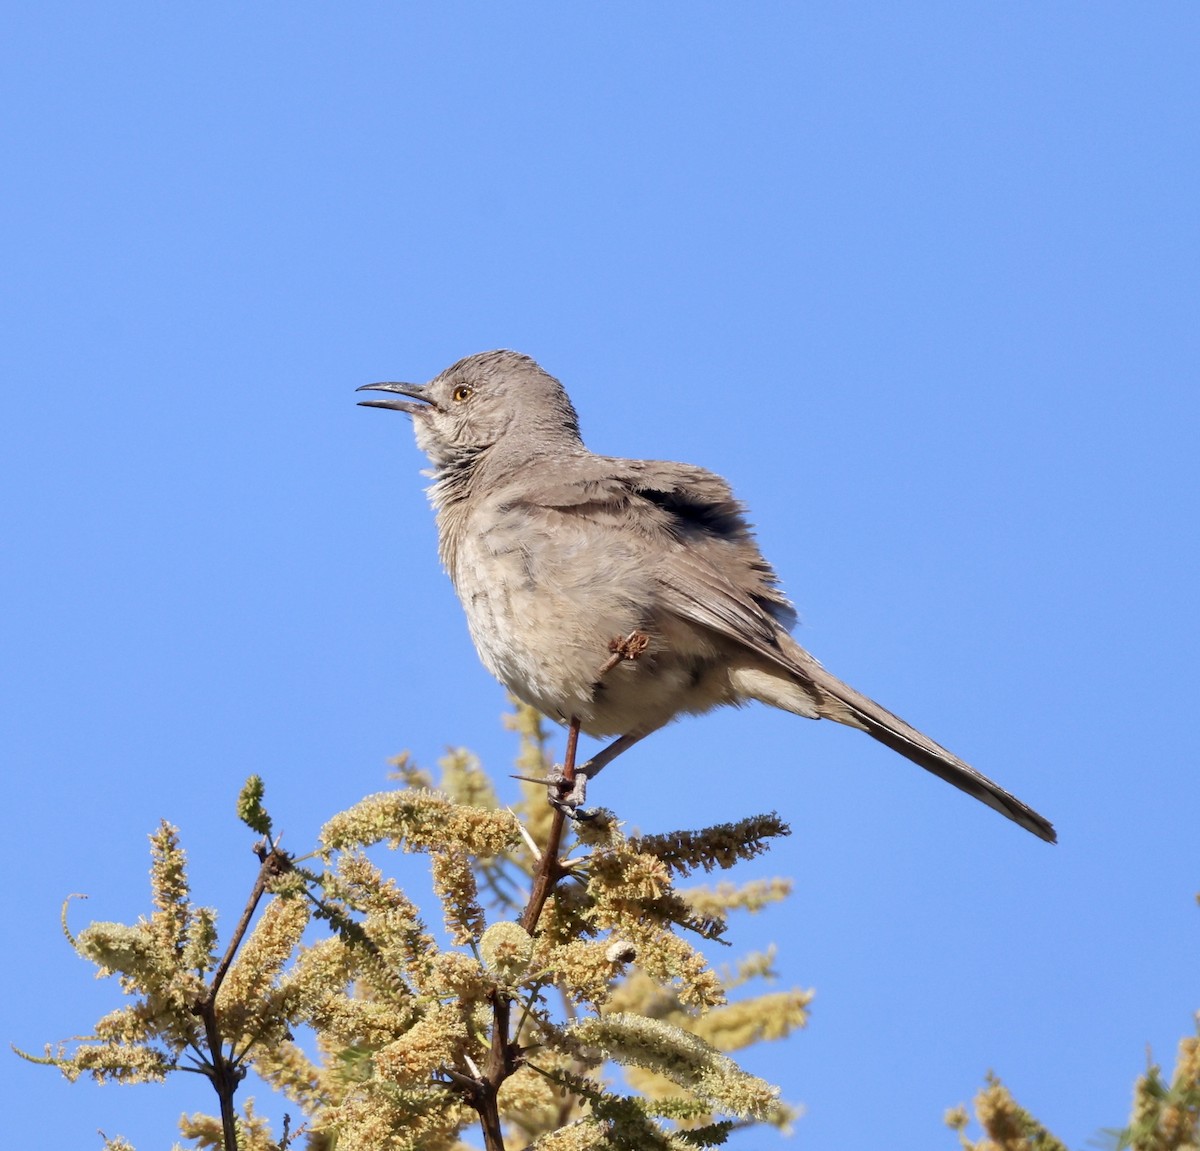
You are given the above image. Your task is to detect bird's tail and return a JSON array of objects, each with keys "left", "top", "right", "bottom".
[{"left": 772, "top": 636, "right": 1057, "bottom": 843}]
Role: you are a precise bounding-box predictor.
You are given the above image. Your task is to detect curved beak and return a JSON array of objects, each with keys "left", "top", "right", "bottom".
[{"left": 356, "top": 381, "right": 435, "bottom": 414}]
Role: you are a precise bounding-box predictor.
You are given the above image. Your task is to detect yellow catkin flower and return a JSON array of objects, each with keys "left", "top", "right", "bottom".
[
  {"left": 43, "top": 717, "right": 807, "bottom": 1151},
  {"left": 147, "top": 822, "right": 191, "bottom": 957},
  {"left": 318, "top": 991, "right": 426, "bottom": 1052},
  {"left": 280, "top": 935, "right": 357, "bottom": 1017},
  {"left": 321, "top": 1086, "right": 472, "bottom": 1151},
  {"left": 60, "top": 1039, "right": 173, "bottom": 1084},
  {"left": 954, "top": 1075, "right": 1068, "bottom": 1151},
  {"left": 588, "top": 846, "right": 672, "bottom": 906},
  {"left": 76, "top": 922, "right": 158, "bottom": 983},
  {"left": 92, "top": 1006, "right": 153, "bottom": 1045},
  {"left": 388, "top": 750, "right": 435, "bottom": 790},
  {"left": 497, "top": 1063, "right": 569, "bottom": 1136},
  {"left": 181, "top": 905, "right": 219, "bottom": 976},
  {"left": 331, "top": 851, "right": 438, "bottom": 984},
  {"left": 373, "top": 1000, "right": 470, "bottom": 1083},
  {"left": 945, "top": 1104, "right": 974, "bottom": 1150},
  {"left": 479, "top": 920, "right": 535, "bottom": 984},
  {"left": 543, "top": 938, "right": 633, "bottom": 1008},
  {"left": 250, "top": 1039, "right": 326, "bottom": 1111},
  {"left": 682, "top": 878, "right": 792, "bottom": 918},
  {"left": 627, "top": 927, "right": 724, "bottom": 1012},
  {"left": 430, "top": 847, "right": 487, "bottom": 945},
  {"left": 566, "top": 1013, "right": 779, "bottom": 1120},
  {"left": 216, "top": 896, "right": 309, "bottom": 1042},
  {"left": 424, "top": 949, "right": 492, "bottom": 1003},
  {"left": 692, "top": 989, "right": 813, "bottom": 1051},
  {"left": 320, "top": 789, "right": 519, "bottom": 857}
]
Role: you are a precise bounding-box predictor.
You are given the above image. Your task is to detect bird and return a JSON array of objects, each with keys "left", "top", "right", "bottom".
[{"left": 358, "top": 350, "right": 1055, "bottom": 843}]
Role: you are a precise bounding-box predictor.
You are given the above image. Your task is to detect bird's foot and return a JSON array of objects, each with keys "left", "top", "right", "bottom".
[
  {"left": 509, "top": 766, "right": 597, "bottom": 819},
  {"left": 545, "top": 764, "right": 600, "bottom": 820}
]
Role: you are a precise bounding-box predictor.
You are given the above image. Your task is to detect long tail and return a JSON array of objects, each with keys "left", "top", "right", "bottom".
[{"left": 774, "top": 636, "right": 1057, "bottom": 843}]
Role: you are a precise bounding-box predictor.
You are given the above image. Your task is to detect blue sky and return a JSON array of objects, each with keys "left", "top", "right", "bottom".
[{"left": 3, "top": 5, "right": 1198, "bottom": 1148}]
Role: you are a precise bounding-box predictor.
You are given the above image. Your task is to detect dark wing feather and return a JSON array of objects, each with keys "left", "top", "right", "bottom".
[{"left": 510, "top": 455, "right": 799, "bottom": 653}]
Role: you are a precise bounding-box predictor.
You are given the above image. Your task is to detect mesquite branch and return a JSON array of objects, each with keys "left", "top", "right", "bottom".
[
  {"left": 466, "top": 716, "right": 578, "bottom": 1151},
  {"left": 191, "top": 839, "right": 292, "bottom": 1151},
  {"left": 467, "top": 633, "right": 648, "bottom": 1151}
]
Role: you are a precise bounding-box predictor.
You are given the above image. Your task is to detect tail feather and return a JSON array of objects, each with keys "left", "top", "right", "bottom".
[{"left": 776, "top": 638, "right": 1057, "bottom": 843}]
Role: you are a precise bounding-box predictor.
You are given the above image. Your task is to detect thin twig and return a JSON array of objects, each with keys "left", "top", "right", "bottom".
[
  {"left": 468, "top": 716, "right": 581, "bottom": 1151},
  {"left": 191, "top": 839, "right": 292, "bottom": 1151},
  {"left": 513, "top": 979, "right": 549, "bottom": 1045},
  {"left": 205, "top": 840, "right": 290, "bottom": 1009}
]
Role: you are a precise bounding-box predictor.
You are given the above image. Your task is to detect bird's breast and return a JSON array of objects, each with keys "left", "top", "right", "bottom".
[{"left": 441, "top": 502, "right": 730, "bottom": 735}]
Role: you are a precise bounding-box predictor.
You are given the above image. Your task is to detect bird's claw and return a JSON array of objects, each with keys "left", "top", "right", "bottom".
[
  {"left": 546, "top": 765, "right": 599, "bottom": 820},
  {"left": 511, "top": 764, "right": 599, "bottom": 819}
]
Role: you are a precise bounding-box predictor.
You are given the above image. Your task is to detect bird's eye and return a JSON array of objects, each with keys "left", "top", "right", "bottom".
[{"left": 452, "top": 385, "right": 474, "bottom": 403}]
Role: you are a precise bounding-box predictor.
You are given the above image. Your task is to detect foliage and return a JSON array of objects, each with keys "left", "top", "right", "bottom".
[
  {"left": 22, "top": 703, "right": 809, "bottom": 1150},
  {"left": 24, "top": 702, "right": 1200, "bottom": 1148},
  {"left": 946, "top": 1026, "right": 1200, "bottom": 1150}
]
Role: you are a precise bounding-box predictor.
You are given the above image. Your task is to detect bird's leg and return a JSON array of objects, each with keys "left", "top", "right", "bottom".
[
  {"left": 543, "top": 715, "right": 583, "bottom": 806},
  {"left": 546, "top": 631, "right": 651, "bottom": 814},
  {"left": 549, "top": 731, "right": 654, "bottom": 813}
]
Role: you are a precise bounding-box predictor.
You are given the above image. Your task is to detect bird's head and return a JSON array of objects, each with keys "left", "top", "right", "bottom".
[{"left": 358, "top": 350, "right": 582, "bottom": 470}]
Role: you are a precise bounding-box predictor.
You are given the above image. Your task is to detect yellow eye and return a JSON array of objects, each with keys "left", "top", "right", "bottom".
[{"left": 452, "top": 385, "right": 474, "bottom": 403}]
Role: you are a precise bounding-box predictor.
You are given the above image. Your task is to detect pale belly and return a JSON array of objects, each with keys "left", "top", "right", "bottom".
[{"left": 448, "top": 514, "right": 734, "bottom": 737}]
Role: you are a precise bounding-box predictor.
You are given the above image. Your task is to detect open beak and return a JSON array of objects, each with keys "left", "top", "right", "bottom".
[{"left": 356, "top": 381, "right": 435, "bottom": 415}]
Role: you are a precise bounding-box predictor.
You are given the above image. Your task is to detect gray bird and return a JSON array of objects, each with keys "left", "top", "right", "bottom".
[{"left": 359, "top": 350, "right": 1056, "bottom": 843}]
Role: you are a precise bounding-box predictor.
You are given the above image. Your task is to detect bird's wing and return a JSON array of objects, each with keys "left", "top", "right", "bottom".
[
  {"left": 505, "top": 456, "right": 1057, "bottom": 842},
  {"left": 511, "top": 455, "right": 799, "bottom": 656}
]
